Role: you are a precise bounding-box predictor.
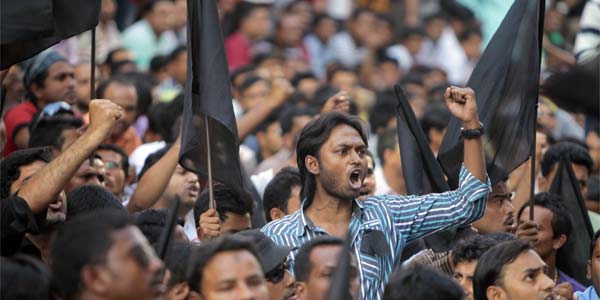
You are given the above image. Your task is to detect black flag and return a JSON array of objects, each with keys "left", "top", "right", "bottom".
[
  {"left": 437, "top": 0, "right": 542, "bottom": 188},
  {"left": 179, "top": 0, "right": 244, "bottom": 197},
  {"left": 550, "top": 157, "right": 594, "bottom": 286},
  {"left": 1, "top": 0, "right": 101, "bottom": 69}
]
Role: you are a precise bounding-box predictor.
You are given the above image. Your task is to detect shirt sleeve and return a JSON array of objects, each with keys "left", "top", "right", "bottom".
[
  {"left": 1, "top": 195, "right": 46, "bottom": 256},
  {"left": 382, "top": 164, "right": 491, "bottom": 243}
]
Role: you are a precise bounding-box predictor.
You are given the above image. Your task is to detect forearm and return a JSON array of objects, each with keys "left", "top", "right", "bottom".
[
  {"left": 237, "top": 102, "right": 277, "bottom": 140},
  {"left": 127, "top": 143, "right": 180, "bottom": 213},
  {"left": 462, "top": 120, "right": 486, "bottom": 183}
]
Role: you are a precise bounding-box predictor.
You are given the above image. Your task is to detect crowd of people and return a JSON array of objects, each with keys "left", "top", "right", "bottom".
[{"left": 1, "top": 0, "right": 599, "bottom": 300}]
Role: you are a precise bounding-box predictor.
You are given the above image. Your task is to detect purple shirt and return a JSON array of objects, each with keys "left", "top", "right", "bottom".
[{"left": 558, "top": 270, "right": 586, "bottom": 293}]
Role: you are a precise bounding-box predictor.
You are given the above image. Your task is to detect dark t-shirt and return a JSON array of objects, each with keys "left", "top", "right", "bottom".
[{"left": 1, "top": 195, "right": 46, "bottom": 256}]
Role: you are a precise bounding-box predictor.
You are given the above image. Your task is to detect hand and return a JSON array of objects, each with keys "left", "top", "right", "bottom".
[
  {"left": 516, "top": 220, "right": 540, "bottom": 245},
  {"left": 444, "top": 86, "right": 479, "bottom": 128},
  {"left": 269, "top": 78, "right": 294, "bottom": 108},
  {"left": 86, "top": 99, "right": 124, "bottom": 141},
  {"left": 321, "top": 91, "right": 351, "bottom": 113},
  {"left": 553, "top": 282, "right": 574, "bottom": 300},
  {"left": 198, "top": 208, "right": 221, "bottom": 242}
]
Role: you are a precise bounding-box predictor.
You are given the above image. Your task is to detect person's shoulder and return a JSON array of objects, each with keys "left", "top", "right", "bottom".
[{"left": 261, "top": 210, "right": 302, "bottom": 236}]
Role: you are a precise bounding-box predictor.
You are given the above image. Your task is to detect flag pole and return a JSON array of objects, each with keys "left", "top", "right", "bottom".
[
  {"left": 529, "top": 0, "right": 546, "bottom": 221},
  {"left": 205, "top": 114, "right": 216, "bottom": 209},
  {"left": 90, "top": 28, "right": 96, "bottom": 99}
]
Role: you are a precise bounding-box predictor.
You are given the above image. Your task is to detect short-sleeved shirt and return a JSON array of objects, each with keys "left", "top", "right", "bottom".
[
  {"left": 261, "top": 165, "right": 490, "bottom": 300},
  {"left": 3, "top": 102, "right": 38, "bottom": 157}
]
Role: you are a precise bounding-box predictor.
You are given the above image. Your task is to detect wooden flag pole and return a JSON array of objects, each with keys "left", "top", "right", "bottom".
[
  {"left": 90, "top": 28, "right": 96, "bottom": 99},
  {"left": 530, "top": 0, "right": 546, "bottom": 221},
  {"left": 205, "top": 114, "right": 216, "bottom": 209}
]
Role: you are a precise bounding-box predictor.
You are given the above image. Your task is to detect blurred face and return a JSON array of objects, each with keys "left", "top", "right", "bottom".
[
  {"left": 425, "top": 18, "right": 446, "bottom": 41},
  {"left": 32, "top": 61, "right": 76, "bottom": 105},
  {"left": 173, "top": 0, "right": 187, "bottom": 28},
  {"left": 472, "top": 181, "right": 515, "bottom": 234},
  {"left": 199, "top": 250, "right": 269, "bottom": 300},
  {"left": 277, "top": 15, "right": 304, "bottom": 47},
  {"left": 296, "top": 78, "right": 319, "bottom": 100},
  {"left": 453, "top": 260, "right": 477, "bottom": 300},
  {"left": 537, "top": 104, "right": 556, "bottom": 135},
  {"left": 146, "top": 1, "right": 176, "bottom": 34},
  {"left": 461, "top": 34, "right": 482, "bottom": 61},
  {"left": 242, "top": 7, "right": 271, "bottom": 40},
  {"left": 239, "top": 80, "right": 270, "bottom": 111},
  {"left": 258, "top": 122, "right": 283, "bottom": 157},
  {"left": 74, "top": 64, "right": 98, "bottom": 106},
  {"left": 10, "top": 160, "right": 67, "bottom": 225},
  {"left": 490, "top": 250, "right": 555, "bottom": 300},
  {"left": 518, "top": 206, "right": 560, "bottom": 260},
  {"left": 314, "top": 17, "right": 337, "bottom": 43},
  {"left": 296, "top": 245, "right": 359, "bottom": 300},
  {"left": 404, "top": 34, "right": 423, "bottom": 55},
  {"left": 97, "top": 149, "right": 126, "bottom": 199},
  {"left": 102, "top": 226, "right": 164, "bottom": 300},
  {"left": 330, "top": 71, "right": 358, "bottom": 93},
  {"left": 351, "top": 12, "right": 376, "bottom": 44},
  {"left": 379, "top": 62, "right": 401, "bottom": 88},
  {"left": 100, "top": 0, "right": 116, "bottom": 23},
  {"left": 588, "top": 238, "right": 600, "bottom": 293},
  {"left": 163, "top": 164, "right": 200, "bottom": 212},
  {"left": 104, "top": 82, "right": 138, "bottom": 138},
  {"left": 66, "top": 158, "right": 106, "bottom": 194},
  {"left": 170, "top": 51, "right": 188, "bottom": 86},
  {"left": 358, "top": 155, "right": 375, "bottom": 201},
  {"left": 220, "top": 212, "right": 252, "bottom": 235},
  {"left": 2, "top": 65, "right": 25, "bottom": 101}
]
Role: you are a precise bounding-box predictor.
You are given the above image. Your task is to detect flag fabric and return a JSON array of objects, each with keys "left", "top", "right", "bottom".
[
  {"left": 550, "top": 157, "right": 594, "bottom": 286},
  {"left": 437, "top": 0, "right": 542, "bottom": 188},
  {"left": 179, "top": 0, "right": 244, "bottom": 198},
  {"left": 325, "top": 232, "right": 353, "bottom": 300},
  {"left": 1, "top": 0, "right": 101, "bottom": 69}
]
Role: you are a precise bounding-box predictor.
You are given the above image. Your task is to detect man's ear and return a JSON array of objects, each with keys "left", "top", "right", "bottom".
[
  {"left": 296, "top": 282, "right": 308, "bottom": 300},
  {"left": 270, "top": 208, "right": 286, "bottom": 221},
  {"left": 168, "top": 282, "right": 191, "bottom": 300},
  {"left": 30, "top": 82, "right": 44, "bottom": 100},
  {"left": 553, "top": 234, "right": 568, "bottom": 250},
  {"left": 305, "top": 155, "right": 320, "bottom": 176},
  {"left": 487, "top": 285, "right": 505, "bottom": 300},
  {"left": 81, "top": 265, "right": 111, "bottom": 296},
  {"left": 187, "top": 290, "right": 202, "bottom": 300}
]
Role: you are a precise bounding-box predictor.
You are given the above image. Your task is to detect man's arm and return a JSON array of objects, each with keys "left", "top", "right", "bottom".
[{"left": 17, "top": 100, "right": 123, "bottom": 213}]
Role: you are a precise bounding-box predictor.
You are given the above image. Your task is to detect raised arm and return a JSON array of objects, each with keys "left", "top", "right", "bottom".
[{"left": 17, "top": 100, "right": 123, "bottom": 213}]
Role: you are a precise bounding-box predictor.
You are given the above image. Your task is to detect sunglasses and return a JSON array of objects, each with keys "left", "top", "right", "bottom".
[
  {"left": 265, "top": 258, "right": 291, "bottom": 284},
  {"left": 31, "top": 101, "right": 74, "bottom": 129}
]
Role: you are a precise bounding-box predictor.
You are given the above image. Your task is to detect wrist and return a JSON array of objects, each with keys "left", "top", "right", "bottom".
[{"left": 463, "top": 118, "right": 481, "bottom": 130}]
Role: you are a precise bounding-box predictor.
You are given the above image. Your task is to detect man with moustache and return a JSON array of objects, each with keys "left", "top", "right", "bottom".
[{"left": 262, "top": 86, "right": 490, "bottom": 300}]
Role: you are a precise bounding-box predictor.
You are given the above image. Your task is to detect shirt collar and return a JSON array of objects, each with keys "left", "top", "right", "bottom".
[{"left": 294, "top": 197, "right": 365, "bottom": 237}]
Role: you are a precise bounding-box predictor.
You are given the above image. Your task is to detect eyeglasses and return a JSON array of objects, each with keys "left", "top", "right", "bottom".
[
  {"left": 265, "top": 258, "right": 290, "bottom": 284},
  {"left": 31, "top": 101, "right": 73, "bottom": 129}
]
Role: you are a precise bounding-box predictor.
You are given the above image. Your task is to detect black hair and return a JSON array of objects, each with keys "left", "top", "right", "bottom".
[
  {"left": 350, "top": 8, "right": 375, "bottom": 21},
  {"left": 0, "top": 147, "right": 52, "bottom": 198},
  {"left": 588, "top": 175, "right": 600, "bottom": 201},
  {"left": 420, "top": 103, "right": 450, "bottom": 143},
  {"left": 150, "top": 55, "right": 170, "bottom": 73},
  {"left": 279, "top": 106, "right": 314, "bottom": 135},
  {"left": 28, "top": 116, "right": 83, "bottom": 151},
  {"left": 473, "top": 240, "right": 532, "bottom": 300},
  {"left": 168, "top": 45, "right": 187, "bottom": 63},
  {"left": 252, "top": 52, "right": 285, "bottom": 66},
  {"left": 326, "top": 64, "right": 356, "bottom": 84},
  {"left": 377, "top": 127, "right": 398, "bottom": 167},
  {"left": 139, "top": 0, "right": 172, "bottom": 18},
  {"left": 591, "top": 230, "right": 600, "bottom": 259},
  {"left": 369, "top": 91, "right": 398, "bottom": 134},
  {"left": 296, "top": 111, "right": 368, "bottom": 199},
  {"left": 104, "top": 48, "right": 129, "bottom": 66},
  {"left": 67, "top": 185, "right": 128, "bottom": 220},
  {"left": 193, "top": 184, "right": 254, "bottom": 227},
  {"left": 50, "top": 210, "right": 133, "bottom": 300},
  {"left": 146, "top": 94, "right": 184, "bottom": 143},
  {"left": 96, "top": 75, "right": 137, "bottom": 100},
  {"left": 484, "top": 232, "right": 517, "bottom": 243},
  {"left": 138, "top": 146, "right": 170, "bottom": 180},
  {"left": 97, "top": 144, "right": 129, "bottom": 175},
  {"left": 452, "top": 235, "right": 497, "bottom": 266},
  {"left": 517, "top": 192, "right": 573, "bottom": 240},
  {"left": 383, "top": 264, "right": 464, "bottom": 300},
  {"left": 400, "top": 26, "right": 425, "bottom": 41},
  {"left": 458, "top": 26, "right": 482, "bottom": 42},
  {"left": 187, "top": 235, "right": 261, "bottom": 293},
  {"left": 1, "top": 255, "right": 51, "bottom": 300},
  {"left": 230, "top": 65, "right": 256, "bottom": 87},
  {"left": 263, "top": 167, "right": 301, "bottom": 221},
  {"left": 135, "top": 209, "right": 168, "bottom": 247},
  {"left": 254, "top": 111, "right": 281, "bottom": 135},
  {"left": 541, "top": 142, "right": 593, "bottom": 177},
  {"left": 293, "top": 236, "right": 344, "bottom": 282},
  {"left": 237, "top": 75, "right": 269, "bottom": 95},
  {"left": 120, "top": 72, "right": 157, "bottom": 116},
  {"left": 291, "top": 72, "right": 318, "bottom": 88},
  {"left": 164, "top": 242, "right": 195, "bottom": 288}
]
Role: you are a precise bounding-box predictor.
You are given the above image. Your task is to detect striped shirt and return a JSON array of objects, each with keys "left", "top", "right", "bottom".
[{"left": 261, "top": 164, "right": 490, "bottom": 300}]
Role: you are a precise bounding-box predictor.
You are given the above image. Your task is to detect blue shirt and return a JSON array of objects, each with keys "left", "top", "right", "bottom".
[
  {"left": 261, "top": 165, "right": 490, "bottom": 300},
  {"left": 575, "top": 286, "right": 600, "bottom": 300}
]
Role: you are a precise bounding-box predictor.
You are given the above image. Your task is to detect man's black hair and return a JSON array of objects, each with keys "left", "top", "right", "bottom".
[
  {"left": 97, "top": 144, "right": 129, "bottom": 175},
  {"left": 296, "top": 111, "right": 368, "bottom": 199},
  {"left": 252, "top": 52, "right": 285, "bottom": 67},
  {"left": 399, "top": 71, "right": 425, "bottom": 87},
  {"left": 311, "top": 13, "right": 336, "bottom": 29},
  {"left": 164, "top": 242, "right": 195, "bottom": 288},
  {"left": 458, "top": 26, "right": 482, "bottom": 42},
  {"left": 0, "top": 147, "right": 52, "bottom": 198},
  {"left": 369, "top": 91, "right": 397, "bottom": 134},
  {"left": 291, "top": 72, "right": 318, "bottom": 88},
  {"left": 540, "top": 142, "right": 593, "bottom": 177},
  {"left": 135, "top": 208, "right": 169, "bottom": 247},
  {"left": 591, "top": 229, "right": 600, "bottom": 259},
  {"left": 420, "top": 103, "right": 450, "bottom": 143},
  {"left": 146, "top": 94, "right": 183, "bottom": 143},
  {"left": 50, "top": 210, "right": 133, "bottom": 300},
  {"left": 187, "top": 235, "right": 261, "bottom": 294},
  {"left": 452, "top": 235, "right": 497, "bottom": 266},
  {"left": 150, "top": 55, "right": 170, "bottom": 73},
  {"left": 237, "top": 75, "right": 269, "bottom": 95},
  {"left": 104, "top": 48, "right": 129, "bottom": 67},
  {"left": 377, "top": 127, "right": 398, "bottom": 167},
  {"left": 326, "top": 64, "right": 356, "bottom": 84},
  {"left": 294, "top": 236, "right": 344, "bottom": 282},
  {"left": 400, "top": 26, "right": 425, "bottom": 41},
  {"left": 138, "top": 146, "right": 170, "bottom": 180},
  {"left": 516, "top": 192, "right": 572, "bottom": 240},
  {"left": 1, "top": 255, "right": 51, "bottom": 300},
  {"left": 253, "top": 110, "right": 281, "bottom": 136},
  {"left": 120, "top": 72, "right": 156, "bottom": 115},
  {"left": 473, "top": 240, "right": 533, "bottom": 300},
  {"left": 96, "top": 75, "right": 137, "bottom": 100},
  {"left": 383, "top": 264, "right": 464, "bottom": 300},
  {"left": 139, "top": 0, "right": 172, "bottom": 18},
  {"left": 193, "top": 184, "right": 254, "bottom": 227},
  {"left": 28, "top": 117, "right": 83, "bottom": 151},
  {"left": 230, "top": 65, "right": 256, "bottom": 87},
  {"left": 263, "top": 167, "right": 301, "bottom": 221},
  {"left": 279, "top": 106, "right": 315, "bottom": 135},
  {"left": 66, "top": 185, "right": 128, "bottom": 220},
  {"left": 350, "top": 8, "right": 375, "bottom": 21},
  {"left": 484, "top": 232, "right": 517, "bottom": 243},
  {"left": 168, "top": 45, "right": 187, "bottom": 63}
]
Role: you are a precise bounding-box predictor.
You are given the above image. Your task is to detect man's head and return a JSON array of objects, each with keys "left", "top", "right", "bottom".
[
  {"left": 296, "top": 111, "right": 368, "bottom": 201},
  {"left": 539, "top": 142, "right": 593, "bottom": 195},
  {"left": 50, "top": 210, "right": 164, "bottom": 300},
  {"left": 458, "top": 27, "right": 482, "bottom": 61},
  {"left": 23, "top": 51, "right": 76, "bottom": 106},
  {"left": 255, "top": 113, "right": 283, "bottom": 159},
  {"left": 452, "top": 235, "right": 497, "bottom": 300},
  {"left": 473, "top": 239, "right": 555, "bottom": 300},
  {"left": 134, "top": 209, "right": 189, "bottom": 247},
  {"left": 326, "top": 65, "right": 358, "bottom": 93},
  {"left": 279, "top": 106, "right": 314, "bottom": 151},
  {"left": 167, "top": 46, "right": 187, "bottom": 86},
  {"left": 294, "top": 236, "right": 359, "bottom": 300},
  {"left": 29, "top": 114, "right": 82, "bottom": 158},
  {"left": 97, "top": 76, "right": 139, "bottom": 139},
  {"left": 194, "top": 185, "right": 253, "bottom": 236},
  {"left": 65, "top": 154, "right": 106, "bottom": 194},
  {"left": 384, "top": 265, "right": 464, "bottom": 300},
  {"left": 0, "top": 147, "right": 66, "bottom": 227},
  {"left": 236, "top": 230, "right": 296, "bottom": 300},
  {"left": 420, "top": 103, "right": 450, "bottom": 154},
  {"left": 377, "top": 127, "right": 405, "bottom": 194},
  {"left": 163, "top": 243, "right": 195, "bottom": 300},
  {"left": 74, "top": 61, "right": 100, "bottom": 110},
  {"left": 472, "top": 180, "right": 515, "bottom": 234},
  {"left": 103, "top": 48, "right": 135, "bottom": 76},
  {"left": 275, "top": 13, "right": 304, "bottom": 48},
  {"left": 348, "top": 9, "right": 376, "bottom": 46},
  {"left": 517, "top": 192, "right": 572, "bottom": 260},
  {"left": 588, "top": 230, "right": 600, "bottom": 293},
  {"left": 263, "top": 167, "right": 302, "bottom": 222},
  {"left": 97, "top": 144, "right": 129, "bottom": 199},
  {"left": 237, "top": 75, "right": 270, "bottom": 111},
  {"left": 141, "top": 0, "right": 175, "bottom": 34},
  {"left": 67, "top": 184, "right": 127, "bottom": 220},
  {"left": 187, "top": 235, "right": 269, "bottom": 300},
  {"left": 237, "top": 2, "right": 271, "bottom": 41}
]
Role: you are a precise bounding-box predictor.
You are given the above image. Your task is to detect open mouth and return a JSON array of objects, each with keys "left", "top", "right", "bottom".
[{"left": 349, "top": 169, "right": 362, "bottom": 190}]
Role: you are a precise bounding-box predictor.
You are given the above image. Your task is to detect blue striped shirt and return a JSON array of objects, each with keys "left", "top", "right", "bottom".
[{"left": 261, "top": 164, "right": 490, "bottom": 300}]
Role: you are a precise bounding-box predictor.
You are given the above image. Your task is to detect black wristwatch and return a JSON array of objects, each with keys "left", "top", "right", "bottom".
[{"left": 460, "top": 122, "right": 485, "bottom": 139}]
